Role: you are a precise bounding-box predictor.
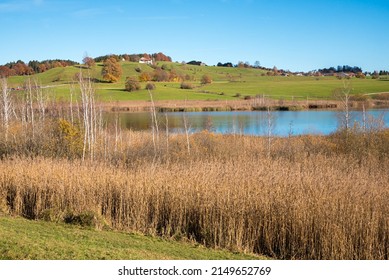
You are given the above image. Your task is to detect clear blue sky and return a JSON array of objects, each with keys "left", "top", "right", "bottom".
[{"left": 1, "top": 0, "right": 388, "bottom": 72}]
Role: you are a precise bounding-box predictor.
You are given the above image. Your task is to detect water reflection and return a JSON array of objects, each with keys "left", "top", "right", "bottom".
[{"left": 104, "top": 110, "right": 388, "bottom": 136}]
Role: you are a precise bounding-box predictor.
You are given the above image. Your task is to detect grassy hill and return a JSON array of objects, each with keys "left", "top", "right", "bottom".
[
  {"left": 0, "top": 216, "right": 264, "bottom": 260},
  {"left": 6, "top": 61, "right": 389, "bottom": 103}
]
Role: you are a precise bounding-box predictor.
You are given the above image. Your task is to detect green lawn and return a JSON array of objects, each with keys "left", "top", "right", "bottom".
[
  {"left": 6, "top": 61, "right": 389, "bottom": 103},
  {"left": 0, "top": 216, "right": 264, "bottom": 260}
]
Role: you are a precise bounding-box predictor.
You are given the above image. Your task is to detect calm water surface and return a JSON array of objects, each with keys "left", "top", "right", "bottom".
[{"left": 106, "top": 110, "right": 388, "bottom": 136}]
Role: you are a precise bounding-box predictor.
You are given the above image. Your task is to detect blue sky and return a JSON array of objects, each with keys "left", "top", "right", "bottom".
[{"left": 1, "top": 0, "right": 388, "bottom": 72}]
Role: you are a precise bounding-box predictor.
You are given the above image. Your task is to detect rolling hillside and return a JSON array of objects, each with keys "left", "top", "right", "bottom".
[{"left": 6, "top": 61, "right": 389, "bottom": 103}]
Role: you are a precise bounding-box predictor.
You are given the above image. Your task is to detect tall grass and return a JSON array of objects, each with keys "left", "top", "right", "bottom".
[
  {"left": 0, "top": 78, "right": 389, "bottom": 259},
  {"left": 1, "top": 132, "right": 389, "bottom": 259}
]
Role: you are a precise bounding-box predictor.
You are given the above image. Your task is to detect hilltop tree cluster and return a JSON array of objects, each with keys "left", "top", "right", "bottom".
[
  {"left": 187, "top": 60, "right": 205, "bottom": 66},
  {"left": 317, "top": 65, "right": 363, "bottom": 74},
  {"left": 0, "top": 59, "right": 78, "bottom": 77},
  {"left": 217, "top": 62, "right": 233, "bottom": 67},
  {"left": 95, "top": 52, "right": 172, "bottom": 63},
  {"left": 217, "top": 60, "right": 273, "bottom": 72}
]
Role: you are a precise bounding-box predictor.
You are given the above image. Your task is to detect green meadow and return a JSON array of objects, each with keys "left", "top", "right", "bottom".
[
  {"left": 7, "top": 61, "right": 389, "bottom": 103},
  {"left": 0, "top": 216, "right": 263, "bottom": 260}
]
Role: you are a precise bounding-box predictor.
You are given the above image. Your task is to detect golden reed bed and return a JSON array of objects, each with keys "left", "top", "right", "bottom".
[{"left": 1, "top": 130, "right": 388, "bottom": 260}]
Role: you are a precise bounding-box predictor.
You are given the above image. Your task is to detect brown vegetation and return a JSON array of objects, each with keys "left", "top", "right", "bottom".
[
  {"left": 180, "top": 82, "right": 195, "bottom": 90},
  {"left": 1, "top": 130, "right": 389, "bottom": 260},
  {"left": 201, "top": 74, "right": 212, "bottom": 84},
  {"left": 125, "top": 77, "right": 141, "bottom": 92},
  {"left": 102, "top": 57, "right": 122, "bottom": 82},
  {"left": 0, "top": 77, "right": 389, "bottom": 260},
  {"left": 0, "top": 59, "right": 78, "bottom": 77}
]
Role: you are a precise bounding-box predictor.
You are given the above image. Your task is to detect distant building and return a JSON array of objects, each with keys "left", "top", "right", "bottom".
[
  {"left": 338, "top": 72, "right": 352, "bottom": 78},
  {"left": 139, "top": 57, "right": 153, "bottom": 64}
]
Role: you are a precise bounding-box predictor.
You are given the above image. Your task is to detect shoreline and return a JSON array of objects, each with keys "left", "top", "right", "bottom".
[{"left": 102, "top": 99, "right": 389, "bottom": 113}]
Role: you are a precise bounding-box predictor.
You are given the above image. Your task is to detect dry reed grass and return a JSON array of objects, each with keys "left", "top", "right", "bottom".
[{"left": 1, "top": 131, "right": 388, "bottom": 260}]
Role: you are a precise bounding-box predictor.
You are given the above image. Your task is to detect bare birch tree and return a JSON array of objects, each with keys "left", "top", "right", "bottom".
[
  {"left": 183, "top": 112, "right": 191, "bottom": 155},
  {"left": 34, "top": 79, "right": 47, "bottom": 122},
  {"left": 334, "top": 80, "right": 352, "bottom": 131},
  {"left": 69, "top": 82, "right": 76, "bottom": 125},
  {"left": 0, "top": 78, "right": 12, "bottom": 140},
  {"left": 148, "top": 89, "right": 160, "bottom": 157},
  {"left": 78, "top": 71, "right": 98, "bottom": 161},
  {"left": 25, "top": 77, "right": 35, "bottom": 138},
  {"left": 165, "top": 112, "right": 169, "bottom": 156},
  {"left": 182, "top": 97, "right": 191, "bottom": 155},
  {"left": 266, "top": 106, "right": 275, "bottom": 158}
]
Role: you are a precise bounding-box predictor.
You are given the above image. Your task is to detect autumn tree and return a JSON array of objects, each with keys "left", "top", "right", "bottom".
[
  {"left": 0, "top": 66, "right": 13, "bottom": 77},
  {"left": 11, "top": 61, "right": 33, "bottom": 76},
  {"left": 142, "top": 53, "right": 151, "bottom": 60},
  {"left": 168, "top": 69, "right": 182, "bottom": 82},
  {"left": 139, "top": 72, "right": 152, "bottom": 82},
  {"left": 102, "top": 57, "right": 122, "bottom": 82},
  {"left": 38, "top": 64, "right": 47, "bottom": 73},
  {"left": 152, "top": 52, "right": 172, "bottom": 62},
  {"left": 237, "top": 61, "right": 245, "bottom": 68},
  {"left": 83, "top": 56, "right": 95, "bottom": 69},
  {"left": 0, "top": 59, "right": 77, "bottom": 77}
]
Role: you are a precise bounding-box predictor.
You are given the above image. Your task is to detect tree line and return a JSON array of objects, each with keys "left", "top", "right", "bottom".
[
  {"left": 94, "top": 52, "right": 172, "bottom": 63},
  {"left": 216, "top": 61, "right": 275, "bottom": 73},
  {"left": 317, "top": 65, "right": 363, "bottom": 74},
  {"left": 0, "top": 52, "right": 172, "bottom": 78},
  {"left": 0, "top": 59, "right": 78, "bottom": 77}
]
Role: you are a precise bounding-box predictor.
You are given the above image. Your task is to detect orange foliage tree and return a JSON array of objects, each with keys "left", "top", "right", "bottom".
[
  {"left": 139, "top": 72, "right": 152, "bottom": 82},
  {"left": 102, "top": 57, "right": 122, "bottom": 82}
]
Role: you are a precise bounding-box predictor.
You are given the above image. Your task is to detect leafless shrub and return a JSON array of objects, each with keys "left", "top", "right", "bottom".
[{"left": 180, "top": 82, "right": 194, "bottom": 89}]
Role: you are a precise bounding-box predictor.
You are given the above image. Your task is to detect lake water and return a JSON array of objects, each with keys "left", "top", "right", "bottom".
[{"left": 106, "top": 110, "right": 389, "bottom": 136}]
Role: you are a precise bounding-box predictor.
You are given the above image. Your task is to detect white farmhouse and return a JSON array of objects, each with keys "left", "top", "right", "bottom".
[{"left": 139, "top": 57, "right": 153, "bottom": 65}]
